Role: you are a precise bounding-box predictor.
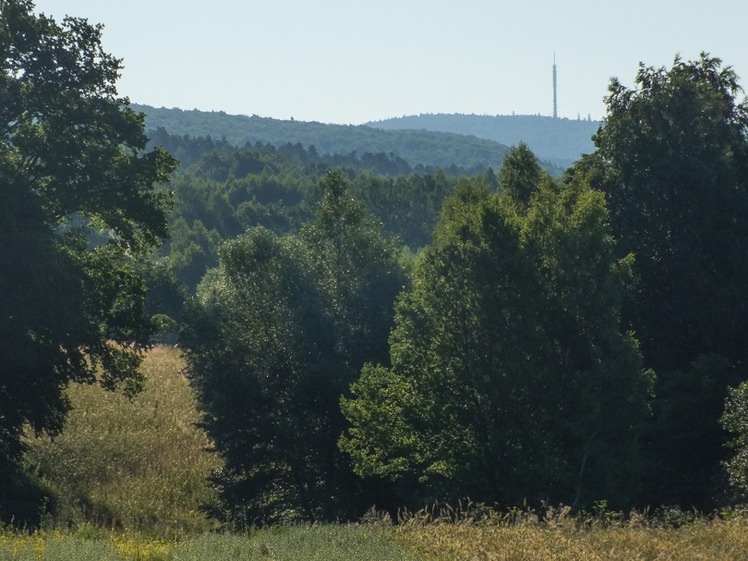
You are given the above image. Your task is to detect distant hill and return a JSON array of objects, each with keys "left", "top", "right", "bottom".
[
  {"left": 133, "top": 105, "right": 527, "bottom": 173},
  {"left": 367, "top": 114, "right": 600, "bottom": 169}
]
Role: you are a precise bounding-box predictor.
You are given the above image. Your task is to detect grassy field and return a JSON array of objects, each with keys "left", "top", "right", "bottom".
[
  {"left": 393, "top": 510, "right": 748, "bottom": 560},
  {"left": 23, "top": 347, "right": 221, "bottom": 534},
  {"left": 3, "top": 516, "right": 748, "bottom": 560},
  {"left": 10, "top": 347, "right": 748, "bottom": 560},
  {"left": 0, "top": 525, "right": 419, "bottom": 561}
]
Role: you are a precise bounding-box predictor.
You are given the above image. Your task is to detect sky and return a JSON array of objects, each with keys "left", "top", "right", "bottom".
[{"left": 32, "top": 0, "right": 748, "bottom": 125}]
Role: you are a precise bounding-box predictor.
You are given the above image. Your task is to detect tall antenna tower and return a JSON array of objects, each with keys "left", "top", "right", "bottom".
[{"left": 553, "top": 53, "right": 558, "bottom": 119}]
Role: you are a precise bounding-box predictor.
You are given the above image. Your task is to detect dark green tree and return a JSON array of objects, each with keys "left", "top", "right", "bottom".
[
  {"left": 498, "top": 141, "right": 543, "bottom": 208},
  {"left": 584, "top": 53, "right": 748, "bottom": 507},
  {"left": 183, "top": 172, "right": 405, "bottom": 524},
  {"left": 165, "top": 217, "right": 221, "bottom": 291},
  {"left": 302, "top": 170, "right": 407, "bottom": 368},
  {"left": 183, "top": 228, "right": 350, "bottom": 524},
  {"left": 342, "top": 168, "right": 651, "bottom": 509},
  {"left": 0, "top": 0, "right": 177, "bottom": 511}
]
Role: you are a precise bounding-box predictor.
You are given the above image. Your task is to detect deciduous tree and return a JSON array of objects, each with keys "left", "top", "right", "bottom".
[
  {"left": 342, "top": 161, "right": 651, "bottom": 509},
  {"left": 583, "top": 53, "right": 748, "bottom": 507},
  {"left": 721, "top": 379, "right": 748, "bottom": 502},
  {"left": 183, "top": 172, "right": 405, "bottom": 523},
  {"left": 0, "top": 0, "right": 176, "bottom": 492}
]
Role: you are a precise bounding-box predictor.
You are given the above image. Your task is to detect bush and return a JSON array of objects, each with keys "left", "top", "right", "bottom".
[{"left": 722, "top": 380, "right": 748, "bottom": 502}]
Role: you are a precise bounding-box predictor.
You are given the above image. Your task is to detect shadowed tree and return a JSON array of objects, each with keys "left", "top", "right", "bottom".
[
  {"left": 579, "top": 53, "right": 748, "bottom": 507},
  {"left": 183, "top": 171, "right": 405, "bottom": 524},
  {"left": 0, "top": 0, "right": 176, "bottom": 512}
]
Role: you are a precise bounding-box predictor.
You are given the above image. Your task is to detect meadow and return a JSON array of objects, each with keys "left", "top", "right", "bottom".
[
  {"left": 3, "top": 513, "right": 748, "bottom": 560},
  {"left": 5, "top": 347, "right": 747, "bottom": 560},
  {"left": 22, "top": 346, "right": 221, "bottom": 534}
]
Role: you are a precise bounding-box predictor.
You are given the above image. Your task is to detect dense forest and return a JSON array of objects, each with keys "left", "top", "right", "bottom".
[
  {"left": 142, "top": 133, "right": 492, "bottom": 302},
  {"left": 3, "top": 0, "right": 748, "bottom": 533},
  {"left": 368, "top": 113, "right": 599, "bottom": 169},
  {"left": 133, "top": 104, "right": 563, "bottom": 176}
]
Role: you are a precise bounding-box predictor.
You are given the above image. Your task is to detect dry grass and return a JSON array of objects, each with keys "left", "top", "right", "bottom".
[
  {"left": 23, "top": 346, "right": 222, "bottom": 535},
  {"left": 3, "top": 509, "right": 748, "bottom": 560},
  {"left": 392, "top": 508, "right": 748, "bottom": 561}
]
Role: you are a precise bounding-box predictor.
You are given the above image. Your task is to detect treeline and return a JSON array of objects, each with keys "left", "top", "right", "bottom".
[
  {"left": 168, "top": 55, "right": 748, "bottom": 527},
  {"left": 146, "top": 135, "right": 493, "bottom": 306}
]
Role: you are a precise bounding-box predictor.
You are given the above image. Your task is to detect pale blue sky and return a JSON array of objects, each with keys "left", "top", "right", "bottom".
[{"left": 32, "top": 0, "right": 748, "bottom": 125}]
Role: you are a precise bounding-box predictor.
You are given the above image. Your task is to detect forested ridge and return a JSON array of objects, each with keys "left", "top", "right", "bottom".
[
  {"left": 3, "top": 0, "right": 748, "bottom": 534},
  {"left": 368, "top": 113, "right": 599, "bottom": 169},
  {"left": 133, "top": 103, "right": 561, "bottom": 176}
]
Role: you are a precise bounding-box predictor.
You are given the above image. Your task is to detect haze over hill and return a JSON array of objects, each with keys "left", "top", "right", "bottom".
[
  {"left": 134, "top": 105, "right": 590, "bottom": 173},
  {"left": 368, "top": 114, "right": 600, "bottom": 169},
  {"left": 133, "top": 104, "right": 517, "bottom": 173}
]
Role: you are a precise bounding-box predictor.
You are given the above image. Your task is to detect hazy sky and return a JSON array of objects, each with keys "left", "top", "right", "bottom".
[{"left": 32, "top": 0, "right": 748, "bottom": 125}]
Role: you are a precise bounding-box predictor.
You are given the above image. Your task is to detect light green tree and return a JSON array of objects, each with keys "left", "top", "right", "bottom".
[
  {"left": 722, "top": 380, "right": 748, "bottom": 501},
  {"left": 342, "top": 156, "right": 652, "bottom": 509}
]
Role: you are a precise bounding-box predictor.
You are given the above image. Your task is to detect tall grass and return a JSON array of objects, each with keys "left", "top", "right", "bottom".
[
  {"left": 393, "top": 505, "right": 748, "bottom": 560},
  {"left": 23, "top": 347, "right": 221, "bottom": 534},
  {"left": 3, "top": 514, "right": 748, "bottom": 561}
]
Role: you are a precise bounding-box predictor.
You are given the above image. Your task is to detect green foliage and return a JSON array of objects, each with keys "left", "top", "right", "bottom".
[
  {"left": 184, "top": 228, "right": 340, "bottom": 525},
  {"left": 350, "top": 171, "right": 455, "bottom": 250},
  {"left": 153, "top": 139, "right": 465, "bottom": 294},
  {"left": 139, "top": 262, "right": 188, "bottom": 344},
  {"left": 302, "top": 170, "right": 408, "bottom": 367},
  {"left": 722, "top": 380, "right": 748, "bottom": 501},
  {"left": 183, "top": 175, "right": 405, "bottom": 524},
  {"left": 342, "top": 150, "right": 651, "bottom": 509},
  {"left": 583, "top": 53, "right": 748, "bottom": 507},
  {"left": 0, "top": 0, "right": 177, "bottom": 495},
  {"left": 135, "top": 103, "right": 512, "bottom": 171},
  {"left": 165, "top": 218, "right": 222, "bottom": 291},
  {"left": 498, "top": 141, "right": 543, "bottom": 208},
  {"left": 591, "top": 53, "right": 748, "bottom": 373}
]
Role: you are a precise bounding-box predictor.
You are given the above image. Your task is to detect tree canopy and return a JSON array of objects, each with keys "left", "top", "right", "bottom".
[
  {"left": 577, "top": 53, "right": 748, "bottom": 507},
  {"left": 341, "top": 152, "right": 652, "bottom": 510},
  {"left": 182, "top": 172, "right": 405, "bottom": 525},
  {"left": 0, "top": 0, "right": 176, "bottom": 483}
]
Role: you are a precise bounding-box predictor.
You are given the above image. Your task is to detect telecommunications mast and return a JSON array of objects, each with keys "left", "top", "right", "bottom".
[{"left": 553, "top": 54, "right": 558, "bottom": 119}]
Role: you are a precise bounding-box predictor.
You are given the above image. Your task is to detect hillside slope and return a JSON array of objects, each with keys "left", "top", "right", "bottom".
[
  {"left": 368, "top": 113, "right": 600, "bottom": 168},
  {"left": 133, "top": 105, "right": 516, "bottom": 172}
]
